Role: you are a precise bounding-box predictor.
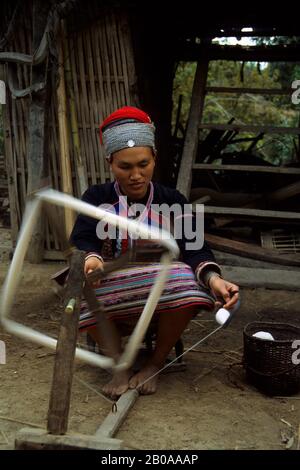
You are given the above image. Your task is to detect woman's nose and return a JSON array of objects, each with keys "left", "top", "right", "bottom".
[{"left": 129, "top": 169, "right": 141, "bottom": 180}]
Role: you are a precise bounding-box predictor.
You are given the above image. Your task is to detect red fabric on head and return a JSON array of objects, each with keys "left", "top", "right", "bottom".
[{"left": 99, "top": 106, "right": 152, "bottom": 143}]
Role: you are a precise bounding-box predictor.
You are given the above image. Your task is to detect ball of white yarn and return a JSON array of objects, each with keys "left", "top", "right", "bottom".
[
  {"left": 215, "top": 308, "right": 230, "bottom": 326},
  {"left": 252, "top": 331, "right": 275, "bottom": 341}
]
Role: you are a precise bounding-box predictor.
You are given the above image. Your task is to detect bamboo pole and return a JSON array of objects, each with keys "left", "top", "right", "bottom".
[
  {"left": 57, "top": 20, "right": 75, "bottom": 238},
  {"left": 62, "top": 20, "right": 88, "bottom": 196}
]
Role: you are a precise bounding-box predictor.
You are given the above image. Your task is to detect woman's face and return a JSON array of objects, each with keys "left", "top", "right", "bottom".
[{"left": 110, "top": 146, "right": 155, "bottom": 200}]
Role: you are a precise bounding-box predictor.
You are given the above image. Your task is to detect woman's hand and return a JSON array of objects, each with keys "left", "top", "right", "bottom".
[
  {"left": 84, "top": 256, "right": 104, "bottom": 288},
  {"left": 208, "top": 275, "right": 239, "bottom": 310}
]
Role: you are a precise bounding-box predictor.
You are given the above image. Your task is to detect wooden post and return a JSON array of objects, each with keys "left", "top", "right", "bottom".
[
  {"left": 47, "top": 249, "right": 85, "bottom": 435},
  {"left": 1, "top": 67, "right": 20, "bottom": 245},
  {"left": 57, "top": 20, "right": 75, "bottom": 238},
  {"left": 176, "top": 58, "right": 209, "bottom": 199},
  {"left": 26, "top": 0, "right": 51, "bottom": 262}
]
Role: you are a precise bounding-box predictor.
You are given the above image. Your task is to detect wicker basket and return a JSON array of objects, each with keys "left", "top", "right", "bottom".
[{"left": 243, "top": 321, "right": 300, "bottom": 396}]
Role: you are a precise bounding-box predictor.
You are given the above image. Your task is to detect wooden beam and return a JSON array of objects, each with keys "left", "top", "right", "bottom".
[
  {"left": 201, "top": 205, "right": 300, "bottom": 221},
  {"left": 178, "top": 43, "right": 300, "bottom": 62},
  {"left": 176, "top": 59, "right": 209, "bottom": 198},
  {"left": 193, "top": 163, "right": 300, "bottom": 175},
  {"left": 198, "top": 123, "right": 300, "bottom": 135},
  {"left": 267, "top": 180, "right": 300, "bottom": 202},
  {"left": 15, "top": 427, "right": 122, "bottom": 450},
  {"left": 206, "top": 87, "right": 292, "bottom": 95},
  {"left": 205, "top": 233, "right": 300, "bottom": 267}
]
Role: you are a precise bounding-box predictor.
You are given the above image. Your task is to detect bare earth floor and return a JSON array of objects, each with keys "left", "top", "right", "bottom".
[{"left": 0, "top": 261, "right": 299, "bottom": 450}]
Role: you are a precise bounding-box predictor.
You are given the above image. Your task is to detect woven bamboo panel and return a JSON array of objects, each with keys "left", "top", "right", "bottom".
[{"left": 3, "top": 7, "right": 138, "bottom": 256}]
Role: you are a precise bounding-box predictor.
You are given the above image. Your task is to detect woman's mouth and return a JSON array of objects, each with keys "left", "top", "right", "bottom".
[{"left": 129, "top": 182, "right": 144, "bottom": 189}]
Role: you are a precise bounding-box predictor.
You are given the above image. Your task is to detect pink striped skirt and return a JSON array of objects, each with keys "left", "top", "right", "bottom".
[{"left": 79, "top": 262, "right": 215, "bottom": 331}]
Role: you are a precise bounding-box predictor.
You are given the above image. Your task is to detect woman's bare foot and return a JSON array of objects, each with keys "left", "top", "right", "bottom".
[
  {"left": 102, "top": 369, "right": 133, "bottom": 400},
  {"left": 128, "top": 363, "right": 161, "bottom": 395}
]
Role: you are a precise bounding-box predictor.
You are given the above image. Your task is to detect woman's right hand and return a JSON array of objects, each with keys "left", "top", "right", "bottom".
[{"left": 84, "top": 256, "right": 104, "bottom": 288}]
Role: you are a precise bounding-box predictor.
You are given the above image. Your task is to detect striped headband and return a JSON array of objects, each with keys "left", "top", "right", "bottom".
[{"left": 99, "top": 106, "right": 156, "bottom": 159}]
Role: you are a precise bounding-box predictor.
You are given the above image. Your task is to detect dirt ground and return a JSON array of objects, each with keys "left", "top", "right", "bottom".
[{"left": 0, "top": 259, "right": 300, "bottom": 451}]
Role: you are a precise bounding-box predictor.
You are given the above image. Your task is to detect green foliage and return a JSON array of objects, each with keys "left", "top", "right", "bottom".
[
  {"left": 172, "top": 55, "right": 300, "bottom": 165},
  {"left": 257, "top": 36, "right": 300, "bottom": 86}
]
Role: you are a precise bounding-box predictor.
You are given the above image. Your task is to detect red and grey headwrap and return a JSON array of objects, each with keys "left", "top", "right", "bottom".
[{"left": 99, "top": 106, "right": 156, "bottom": 159}]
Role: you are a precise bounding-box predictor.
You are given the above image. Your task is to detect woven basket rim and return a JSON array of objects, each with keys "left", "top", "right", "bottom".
[{"left": 244, "top": 321, "right": 300, "bottom": 343}]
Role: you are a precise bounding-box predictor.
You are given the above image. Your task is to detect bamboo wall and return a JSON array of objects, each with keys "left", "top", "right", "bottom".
[{"left": 2, "top": 7, "right": 139, "bottom": 258}]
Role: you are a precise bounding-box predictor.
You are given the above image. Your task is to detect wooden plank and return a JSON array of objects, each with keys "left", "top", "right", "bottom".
[
  {"left": 176, "top": 59, "right": 209, "bottom": 198},
  {"left": 213, "top": 249, "right": 300, "bottom": 271},
  {"left": 205, "top": 233, "right": 300, "bottom": 267},
  {"left": 206, "top": 86, "right": 292, "bottom": 95},
  {"left": 201, "top": 205, "right": 300, "bottom": 220},
  {"left": 95, "top": 390, "right": 138, "bottom": 439},
  {"left": 267, "top": 180, "right": 300, "bottom": 202},
  {"left": 15, "top": 427, "right": 122, "bottom": 450},
  {"left": 198, "top": 123, "right": 300, "bottom": 135},
  {"left": 197, "top": 181, "right": 300, "bottom": 229},
  {"left": 47, "top": 250, "right": 85, "bottom": 435},
  {"left": 193, "top": 163, "right": 300, "bottom": 175}
]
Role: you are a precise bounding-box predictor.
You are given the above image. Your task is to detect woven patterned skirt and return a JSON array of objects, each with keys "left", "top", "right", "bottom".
[{"left": 79, "top": 262, "right": 215, "bottom": 331}]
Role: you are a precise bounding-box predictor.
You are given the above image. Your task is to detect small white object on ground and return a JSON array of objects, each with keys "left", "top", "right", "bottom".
[{"left": 252, "top": 331, "right": 275, "bottom": 341}]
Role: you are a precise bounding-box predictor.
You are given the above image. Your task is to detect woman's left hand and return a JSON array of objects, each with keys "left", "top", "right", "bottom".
[{"left": 208, "top": 275, "right": 239, "bottom": 310}]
